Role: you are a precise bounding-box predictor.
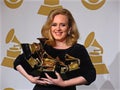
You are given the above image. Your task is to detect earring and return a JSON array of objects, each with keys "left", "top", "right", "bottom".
[{"left": 68, "top": 30, "right": 70, "bottom": 35}]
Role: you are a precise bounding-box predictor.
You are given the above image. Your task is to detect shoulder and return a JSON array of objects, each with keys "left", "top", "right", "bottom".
[
  {"left": 68, "top": 43, "right": 87, "bottom": 55},
  {"left": 70, "top": 43, "right": 89, "bottom": 56},
  {"left": 72, "top": 43, "right": 86, "bottom": 50}
]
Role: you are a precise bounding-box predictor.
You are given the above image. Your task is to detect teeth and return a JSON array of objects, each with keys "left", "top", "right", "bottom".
[{"left": 55, "top": 32, "right": 62, "bottom": 35}]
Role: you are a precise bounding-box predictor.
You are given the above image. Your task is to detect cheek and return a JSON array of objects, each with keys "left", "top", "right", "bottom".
[
  {"left": 50, "top": 29, "right": 55, "bottom": 37},
  {"left": 64, "top": 29, "right": 69, "bottom": 34},
  {"left": 50, "top": 29, "right": 54, "bottom": 34},
  {"left": 50, "top": 27, "right": 55, "bottom": 33},
  {"left": 62, "top": 30, "right": 69, "bottom": 38}
]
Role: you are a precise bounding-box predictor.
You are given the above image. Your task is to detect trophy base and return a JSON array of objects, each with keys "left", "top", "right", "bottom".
[
  {"left": 94, "top": 63, "right": 109, "bottom": 74},
  {"left": 1, "top": 57, "right": 14, "bottom": 68}
]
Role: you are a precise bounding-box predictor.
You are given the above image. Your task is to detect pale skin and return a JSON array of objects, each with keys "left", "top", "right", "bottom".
[{"left": 16, "top": 14, "right": 88, "bottom": 87}]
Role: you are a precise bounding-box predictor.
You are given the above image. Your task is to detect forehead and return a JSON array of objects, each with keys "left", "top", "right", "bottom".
[{"left": 53, "top": 14, "right": 68, "bottom": 22}]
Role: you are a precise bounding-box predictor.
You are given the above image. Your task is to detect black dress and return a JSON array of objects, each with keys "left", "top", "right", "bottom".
[{"left": 14, "top": 43, "right": 96, "bottom": 90}]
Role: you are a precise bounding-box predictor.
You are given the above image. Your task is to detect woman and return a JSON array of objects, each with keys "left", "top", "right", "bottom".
[{"left": 14, "top": 8, "right": 96, "bottom": 90}]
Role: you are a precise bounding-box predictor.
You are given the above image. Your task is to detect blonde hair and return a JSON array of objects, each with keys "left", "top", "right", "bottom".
[{"left": 41, "top": 8, "right": 79, "bottom": 46}]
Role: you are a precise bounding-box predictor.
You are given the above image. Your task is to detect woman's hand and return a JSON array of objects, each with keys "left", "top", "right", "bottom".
[
  {"left": 41, "top": 72, "right": 66, "bottom": 87},
  {"left": 27, "top": 75, "right": 53, "bottom": 85},
  {"left": 16, "top": 65, "right": 50, "bottom": 85},
  {"left": 27, "top": 75, "right": 40, "bottom": 84},
  {"left": 42, "top": 71, "right": 88, "bottom": 87}
]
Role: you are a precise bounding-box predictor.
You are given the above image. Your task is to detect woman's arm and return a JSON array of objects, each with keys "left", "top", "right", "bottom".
[
  {"left": 43, "top": 71, "right": 88, "bottom": 87},
  {"left": 16, "top": 65, "right": 40, "bottom": 84},
  {"left": 14, "top": 54, "right": 49, "bottom": 85},
  {"left": 63, "top": 76, "right": 88, "bottom": 86},
  {"left": 16, "top": 65, "right": 54, "bottom": 85}
]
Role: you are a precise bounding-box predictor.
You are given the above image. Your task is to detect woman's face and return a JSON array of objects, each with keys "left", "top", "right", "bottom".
[{"left": 50, "top": 14, "right": 70, "bottom": 42}]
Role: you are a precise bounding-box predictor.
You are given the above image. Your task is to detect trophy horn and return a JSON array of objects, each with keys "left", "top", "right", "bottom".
[
  {"left": 84, "top": 32, "right": 103, "bottom": 54},
  {"left": 6, "top": 28, "right": 20, "bottom": 44}
]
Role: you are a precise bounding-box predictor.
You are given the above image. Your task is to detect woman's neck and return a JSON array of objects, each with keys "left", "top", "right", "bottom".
[{"left": 53, "top": 40, "right": 71, "bottom": 49}]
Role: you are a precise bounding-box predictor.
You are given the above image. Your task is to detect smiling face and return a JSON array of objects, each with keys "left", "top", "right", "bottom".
[{"left": 50, "top": 14, "right": 70, "bottom": 42}]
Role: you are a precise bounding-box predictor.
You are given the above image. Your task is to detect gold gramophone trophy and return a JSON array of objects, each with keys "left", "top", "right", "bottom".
[
  {"left": 38, "top": 0, "right": 63, "bottom": 16},
  {"left": 1, "top": 29, "right": 21, "bottom": 68},
  {"left": 84, "top": 32, "right": 109, "bottom": 74},
  {"left": 21, "top": 38, "right": 80, "bottom": 78}
]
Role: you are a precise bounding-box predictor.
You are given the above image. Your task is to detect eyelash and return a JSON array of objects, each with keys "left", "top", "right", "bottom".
[{"left": 51, "top": 24, "right": 66, "bottom": 27}]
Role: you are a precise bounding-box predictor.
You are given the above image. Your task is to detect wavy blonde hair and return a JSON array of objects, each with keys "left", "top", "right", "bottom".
[{"left": 41, "top": 8, "right": 79, "bottom": 46}]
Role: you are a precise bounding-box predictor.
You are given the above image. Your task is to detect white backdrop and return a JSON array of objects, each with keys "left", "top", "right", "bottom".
[{"left": 0, "top": 0, "right": 120, "bottom": 90}]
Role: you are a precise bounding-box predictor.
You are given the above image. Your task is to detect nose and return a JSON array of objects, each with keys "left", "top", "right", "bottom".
[{"left": 56, "top": 25, "right": 61, "bottom": 30}]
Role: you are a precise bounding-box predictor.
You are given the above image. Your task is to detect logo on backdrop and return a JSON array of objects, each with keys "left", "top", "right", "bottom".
[
  {"left": 84, "top": 32, "right": 109, "bottom": 74},
  {"left": 81, "top": 0, "right": 106, "bottom": 10},
  {"left": 4, "top": 0, "right": 106, "bottom": 11},
  {"left": 3, "top": 88, "right": 14, "bottom": 90},
  {"left": 38, "top": 0, "right": 63, "bottom": 16},
  {"left": 1, "top": 28, "right": 21, "bottom": 68},
  {"left": 4, "top": 0, "right": 23, "bottom": 9},
  {"left": 37, "top": 0, "right": 106, "bottom": 16}
]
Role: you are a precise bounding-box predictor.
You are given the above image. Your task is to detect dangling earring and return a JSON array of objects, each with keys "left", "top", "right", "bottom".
[
  {"left": 68, "top": 30, "right": 71, "bottom": 35},
  {"left": 68, "top": 28, "right": 71, "bottom": 35}
]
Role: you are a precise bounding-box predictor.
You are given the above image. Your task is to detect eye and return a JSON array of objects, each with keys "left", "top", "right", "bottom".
[
  {"left": 60, "top": 23, "right": 68, "bottom": 27},
  {"left": 51, "top": 23, "right": 57, "bottom": 26},
  {"left": 61, "top": 24, "right": 66, "bottom": 26}
]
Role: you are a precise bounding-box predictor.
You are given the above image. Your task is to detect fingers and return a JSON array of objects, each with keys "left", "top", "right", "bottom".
[
  {"left": 39, "top": 72, "right": 62, "bottom": 86},
  {"left": 37, "top": 78, "right": 53, "bottom": 85},
  {"left": 45, "top": 73, "right": 53, "bottom": 79},
  {"left": 41, "top": 78, "right": 53, "bottom": 85},
  {"left": 55, "top": 71, "right": 61, "bottom": 79},
  {"left": 34, "top": 76, "right": 40, "bottom": 79}
]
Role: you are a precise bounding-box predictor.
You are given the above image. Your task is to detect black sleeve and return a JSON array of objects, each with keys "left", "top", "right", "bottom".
[
  {"left": 79, "top": 45, "right": 96, "bottom": 85},
  {"left": 13, "top": 54, "right": 33, "bottom": 74},
  {"left": 65, "top": 45, "right": 96, "bottom": 85}
]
